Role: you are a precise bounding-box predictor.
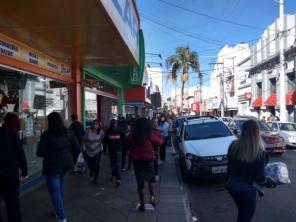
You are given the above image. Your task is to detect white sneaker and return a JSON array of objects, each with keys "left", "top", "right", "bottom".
[{"left": 155, "top": 175, "right": 159, "bottom": 181}]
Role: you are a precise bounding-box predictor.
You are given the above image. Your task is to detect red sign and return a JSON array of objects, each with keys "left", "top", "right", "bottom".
[{"left": 244, "top": 92, "right": 252, "bottom": 100}]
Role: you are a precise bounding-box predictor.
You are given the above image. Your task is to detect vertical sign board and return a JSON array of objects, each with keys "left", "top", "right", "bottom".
[{"left": 101, "top": 0, "right": 140, "bottom": 64}]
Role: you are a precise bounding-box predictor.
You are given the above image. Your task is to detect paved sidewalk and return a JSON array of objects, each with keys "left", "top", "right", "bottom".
[{"left": 6, "top": 147, "right": 188, "bottom": 222}]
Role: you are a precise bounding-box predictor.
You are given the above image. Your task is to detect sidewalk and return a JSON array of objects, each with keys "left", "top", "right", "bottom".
[{"left": 17, "top": 147, "right": 188, "bottom": 222}]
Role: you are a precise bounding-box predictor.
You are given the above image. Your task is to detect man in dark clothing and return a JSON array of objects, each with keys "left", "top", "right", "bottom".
[
  {"left": 0, "top": 113, "right": 28, "bottom": 222},
  {"left": 104, "top": 119, "right": 125, "bottom": 187},
  {"left": 69, "top": 114, "right": 85, "bottom": 163}
]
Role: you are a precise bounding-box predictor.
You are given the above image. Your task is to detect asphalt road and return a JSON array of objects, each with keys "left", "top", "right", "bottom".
[{"left": 184, "top": 150, "right": 296, "bottom": 222}]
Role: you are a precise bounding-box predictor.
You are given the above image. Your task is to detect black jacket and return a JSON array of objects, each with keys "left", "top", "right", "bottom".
[
  {"left": 69, "top": 121, "right": 85, "bottom": 146},
  {"left": 227, "top": 141, "right": 267, "bottom": 184},
  {"left": 0, "top": 127, "right": 28, "bottom": 177},
  {"left": 104, "top": 127, "right": 125, "bottom": 153},
  {"left": 37, "top": 129, "right": 79, "bottom": 175}
]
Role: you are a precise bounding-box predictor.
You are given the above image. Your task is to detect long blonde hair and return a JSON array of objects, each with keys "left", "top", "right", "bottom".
[{"left": 230, "top": 119, "right": 264, "bottom": 163}]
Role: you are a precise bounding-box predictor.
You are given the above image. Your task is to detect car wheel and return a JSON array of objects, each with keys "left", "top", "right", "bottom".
[{"left": 180, "top": 157, "right": 191, "bottom": 183}]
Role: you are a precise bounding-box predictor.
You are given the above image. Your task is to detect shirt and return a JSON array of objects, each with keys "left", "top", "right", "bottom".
[{"left": 84, "top": 129, "right": 104, "bottom": 157}]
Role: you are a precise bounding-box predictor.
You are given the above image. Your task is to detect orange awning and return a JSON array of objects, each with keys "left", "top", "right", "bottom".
[
  {"left": 286, "top": 90, "right": 296, "bottom": 106},
  {"left": 252, "top": 96, "right": 262, "bottom": 108},
  {"left": 265, "top": 93, "right": 277, "bottom": 107}
]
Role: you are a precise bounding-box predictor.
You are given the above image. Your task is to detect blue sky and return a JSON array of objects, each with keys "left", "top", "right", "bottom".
[{"left": 137, "top": 0, "right": 296, "bottom": 99}]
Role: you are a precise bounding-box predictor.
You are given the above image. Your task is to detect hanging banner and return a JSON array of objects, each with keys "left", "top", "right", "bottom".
[{"left": 0, "top": 33, "right": 71, "bottom": 76}]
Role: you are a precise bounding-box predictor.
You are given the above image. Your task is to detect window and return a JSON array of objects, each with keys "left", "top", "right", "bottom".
[
  {"left": 279, "top": 123, "right": 296, "bottom": 131},
  {"left": 184, "top": 122, "right": 232, "bottom": 140},
  {"left": 257, "top": 82, "right": 262, "bottom": 96},
  {"left": 271, "top": 123, "right": 278, "bottom": 131},
  {"left": 270, "top": 78, "right": 276, "bottom": 93}
]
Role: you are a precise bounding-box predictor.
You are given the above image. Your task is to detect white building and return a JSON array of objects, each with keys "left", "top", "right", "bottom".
[
  {"left": 147, "top": 67, "right": 163, "bottom": 97},
  {"left": 209, "top": 43, "right": 251, "bottom": 117},
  {"left": 249, "top": 14, "right": 296, "bottom": 122}
]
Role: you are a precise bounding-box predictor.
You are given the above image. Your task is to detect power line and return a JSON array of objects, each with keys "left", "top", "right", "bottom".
[{"left": 158, "top": 0, "right": 274, "bottom": 31}]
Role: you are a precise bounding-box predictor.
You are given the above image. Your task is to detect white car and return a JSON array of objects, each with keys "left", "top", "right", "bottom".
[
  {"left": 177, "top": 116, "right": 236, "bottom": 182},
  {"left": 268, "top": 122, "right": 296, "bottom": 148}
]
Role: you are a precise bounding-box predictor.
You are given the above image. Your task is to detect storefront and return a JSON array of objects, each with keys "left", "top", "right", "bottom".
[
  {"left": 0, "top": 0, "right": 143, "bottom": 190},
  {"left": 0, "top": 33, "right": 74, "bottom": 187}
]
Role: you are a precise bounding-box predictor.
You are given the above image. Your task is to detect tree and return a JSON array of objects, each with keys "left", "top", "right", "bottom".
[{"left": 165, "top": 46, "right": 200, "bottom": 115}]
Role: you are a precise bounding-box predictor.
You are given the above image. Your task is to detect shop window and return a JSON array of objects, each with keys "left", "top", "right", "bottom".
[
  {"left": 0, "top": 68, "right": 71, "bottom": 181},
  {"left": 270, "top": 78, "right": 276, "bottom": 94},
  {"left": 257, "top": 82, "right": 262, "bottom": 96},
  {"left": 287, "top": 73, "right": 296, "bottom": 90}
]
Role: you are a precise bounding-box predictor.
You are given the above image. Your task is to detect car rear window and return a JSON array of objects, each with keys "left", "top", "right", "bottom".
[
  {"left": 184, "top": 122, "right": 232, "bottom": 140},
  {"left": 237, "top": 120, "right": 271, "bottom": 132}
]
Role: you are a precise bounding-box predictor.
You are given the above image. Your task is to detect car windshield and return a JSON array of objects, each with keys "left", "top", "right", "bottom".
[
  {"left": 184, "top": 122, "right": 232, "bottom": 140},
  {"left": 237, "top": 120, "right": 271, "bottom": 132},
  {"left": 279, "top": 123, "right": 296, "bottom": 131}
]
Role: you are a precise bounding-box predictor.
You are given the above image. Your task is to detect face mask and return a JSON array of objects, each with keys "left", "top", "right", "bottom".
[{"left": 161, "top": 118, "right": 165, "bottom": 121}]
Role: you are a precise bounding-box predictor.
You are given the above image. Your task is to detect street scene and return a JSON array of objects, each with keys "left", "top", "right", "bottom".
[{"left": 1, "top": 0, "right": 296, "bottom": 222}]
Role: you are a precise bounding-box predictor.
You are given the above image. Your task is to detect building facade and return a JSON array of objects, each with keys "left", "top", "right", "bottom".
[{"left": 249, "top": 14, "right": 296, "bottom": 122}]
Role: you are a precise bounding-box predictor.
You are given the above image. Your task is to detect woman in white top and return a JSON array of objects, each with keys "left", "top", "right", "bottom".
[{"left": 82, "top": 120, "right": 104, "bottom": 184}]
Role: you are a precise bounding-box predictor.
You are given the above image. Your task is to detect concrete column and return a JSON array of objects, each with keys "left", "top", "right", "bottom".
[{"left": 71, "top": 65, "right": 82, "bottom": 121}]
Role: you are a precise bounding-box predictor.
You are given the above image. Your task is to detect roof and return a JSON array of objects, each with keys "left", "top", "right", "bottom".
[{"left": 185, "top": 117, "right": 220, "bottom": 126}]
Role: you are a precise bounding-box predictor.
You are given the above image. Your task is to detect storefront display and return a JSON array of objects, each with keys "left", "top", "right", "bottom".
[{"left": 0, "top": 67, "right": 71, "bottom": 179}]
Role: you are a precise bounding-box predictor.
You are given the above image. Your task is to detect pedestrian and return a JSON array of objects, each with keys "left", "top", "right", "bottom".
[
  {"left": 69, "top": 114, "right": 85, "bottom": 165},
  {"left": 82, "top": 120, "right": 104, "bottom": 184},
  {"left": 0, "top": 113, "right": 28, "bottom": 222},
  {"left": 104, "top": 119, "right": 125, "bottom": 187},
  {"left": 37, "top": 112, "right": 79, "bottom": 222},
  {"left": 261, "top": 116, "right": 266, "bottom": 123},
  {"left": 127, "top": 118, "right": 163, "bottom": 212},
  {"left": 118, "top": 117, "right": 128, "bottom": 171},
  {"left": 149, "top": 120, "right": 162, "bottom": 181},
  {"left": 158, "top": 114, "right": 169, "bottom": 163},
  {"left": 226, "top": 119, "right": 276, "bottom": 222}
]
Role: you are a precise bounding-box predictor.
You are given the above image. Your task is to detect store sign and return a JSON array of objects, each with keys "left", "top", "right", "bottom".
[
  {"left": 101, "top": 0, "right": 140, "bottom": 63},
  {"left": 0, "top": 33, "right": 71, "bottom": 76}
]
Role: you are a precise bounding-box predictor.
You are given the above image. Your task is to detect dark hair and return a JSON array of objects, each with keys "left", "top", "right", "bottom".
[
  {"left": 47, "top": 112, "right": 66, "bottom": 135},
  {"left": 132, "top": 118, "right": 152, "bottom": 146},
  {"left": 110, "top": 119, "right": 117, "bottom": 128},
  {"left": 71, "top": 114, "right": 78, "bottom": 121},
  {"left": 3, "top": 112, "right": 20, "bottom": 133},
  {"left": 91, "top": 119, "right": 101, "bottom": 134},
  {"left": 158, "top": 114, "right": 166, "bottom": 125}
]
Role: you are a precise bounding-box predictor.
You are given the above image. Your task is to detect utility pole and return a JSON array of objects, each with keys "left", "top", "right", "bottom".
[
  {"left": 279, "top": 0, "right": 287, "bottom": 121},
  {"left": 199, "top": 72, "right": 204, "bottom": 116},
  {"left": 220, "top": 68, "right": 225, "bottom": 118}
]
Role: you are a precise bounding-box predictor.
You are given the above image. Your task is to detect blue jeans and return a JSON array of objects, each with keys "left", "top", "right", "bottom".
[
  {"left": 228, "top": 188, "right": 257, "bottom": 222},
  {"left": 45, "top": 172, "right": 69, "bottom": 220}
]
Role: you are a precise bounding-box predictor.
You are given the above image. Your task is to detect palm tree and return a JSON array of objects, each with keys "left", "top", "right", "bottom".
[{"left": 165, "top": 46, "right": 200, "bottom": 115}]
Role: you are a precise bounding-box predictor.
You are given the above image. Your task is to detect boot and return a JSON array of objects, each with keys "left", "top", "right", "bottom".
[
  {"left": 149, "top": 182, "right": 156, "bottom": 207},
  {"left": 138, "top": 190, "right": 145, "bottom": 212}
]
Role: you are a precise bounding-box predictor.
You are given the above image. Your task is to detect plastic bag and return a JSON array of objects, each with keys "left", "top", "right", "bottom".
[
  {"left": 74, "top": 152, "right": 86, "bottom": 172},
  {"left": 265, "top": 162, "right": 291, "bottom": 185}
]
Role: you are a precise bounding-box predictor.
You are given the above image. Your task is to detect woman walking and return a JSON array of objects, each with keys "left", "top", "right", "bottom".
[
  {"left": 226, "top": 119, "right": 276, "bottom": 222},
  {"left": 0, "top": 113, "right": 28, "bottom": 222},
  {"left": 127, "top": 118, "right": 163, "bottom": 212},
  {"left": 158, "top": 114, "right": 169, "bottom": 163},
  {"left": 37, "top": 112, "right": 79, "bottom": 222},
  {"left": 82, "top": 120, "right": 104, "bottom": 184},
  {"left": 150, "top": 119, "right": 162, "bottom": 181}
]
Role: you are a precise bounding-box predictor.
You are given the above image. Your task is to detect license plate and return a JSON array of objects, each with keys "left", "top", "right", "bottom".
[
  {"left": 273, "top": 142, "right": 283, "bottom": 148},
  {"left": 212, "top": 166, "right": 227, "bottom": 174}
]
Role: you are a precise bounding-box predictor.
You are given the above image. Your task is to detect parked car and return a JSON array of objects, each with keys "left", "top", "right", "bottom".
[
  {"left": 219, "top": 117, "right": 233, "bottom": 125},
  {"left": 228, "top": 118, "right": 286, "bottom": 154},
  {"left": 267, "top": 121, "right": 296, "bottom": 149},
  {"left": 177, "top": 116, "right": 236, "bottom": 182}
]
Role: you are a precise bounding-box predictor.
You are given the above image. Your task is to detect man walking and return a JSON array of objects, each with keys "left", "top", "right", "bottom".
[{"left": 69, "top": 114, "right": 85, "bottom": 164}]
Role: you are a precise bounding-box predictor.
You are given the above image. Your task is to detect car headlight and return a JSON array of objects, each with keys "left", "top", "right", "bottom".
[
  {"left": 185, "top": 153, "right": 202, "bottom": 162},
  {"left": 288, "top": 136, "right": 296, "bottom": 142}
]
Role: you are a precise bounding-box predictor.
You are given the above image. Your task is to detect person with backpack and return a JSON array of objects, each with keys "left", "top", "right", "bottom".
[
  {"left": 226, "top": 119, "right": 276, "bottom": 222},
  {"left": 82, "top": 120, "right": 104, "bottom": 184},
  {"left": 0, "top": 113, "right": 28, "bottom": 222},
  {"left": 37, "top": 112, "right": 79, "bottom": 222},
  {"left": 127, "top": 118, "right": 163, "bottom": 212},
  {"left": 104, "top": 119, "right": 125, "bottom": 187}
]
